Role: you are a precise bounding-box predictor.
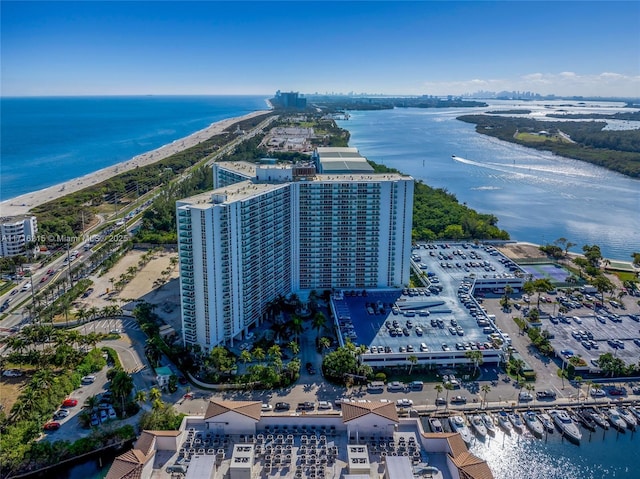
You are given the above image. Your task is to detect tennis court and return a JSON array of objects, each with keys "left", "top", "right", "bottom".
[{"left": 520, "top": 263, "right": 571, "bottom": 283}]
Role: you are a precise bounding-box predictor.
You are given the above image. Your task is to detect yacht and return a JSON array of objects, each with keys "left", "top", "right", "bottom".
[
  {"left": 617, "top": 407, "right": 637, "bottom": 430},
  {"left": 497, "top": 411, "right": 513, "bottom": 434},
  {"left": 449, "top": 415, "right": 474, "bottom": 445},
  {"left": 508, "top": 412, "right": 525, "bottom": 433},
  {"left": 607, "top": 408, "right": 628, "bottom": 432},
  {"left": 481, "top": 413, "right": 496, "bottom": 435},
  {"left": 629, "top": 406, "right": 640, "bottom": 421},
  {"left": 551, "top": 409, "right": 582, "bottom": 444},
  {"left": 524, "top": 411, "right": 544, "bottom": 438},
  {"left": 470, "top": 415, "right": 488, "bottom": 439},
  {"left": 584, "top": 407, "right": 609, "bottom": 429},
  {"left": 428, "top": 417, "right": 444, "bottom": 433},
  {"left": 574, "top": 409, "right": 596, "bottom": 432},
  {"left": 539, "top": 412, "right": 555, "bottom": 433}
]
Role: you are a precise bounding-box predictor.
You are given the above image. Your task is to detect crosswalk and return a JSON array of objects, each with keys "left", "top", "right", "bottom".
[{"left": 88, "top": 318, "right": 140, "bottom": 334}]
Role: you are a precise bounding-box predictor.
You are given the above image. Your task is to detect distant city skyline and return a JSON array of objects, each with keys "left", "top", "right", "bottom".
[{"left": 1, "top": 1, "right": 639, "bottom": 98}]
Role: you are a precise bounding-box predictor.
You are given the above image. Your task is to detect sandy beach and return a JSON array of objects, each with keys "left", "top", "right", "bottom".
[{"left": 0, "top": 110, "right": 270, "bottom": 217}]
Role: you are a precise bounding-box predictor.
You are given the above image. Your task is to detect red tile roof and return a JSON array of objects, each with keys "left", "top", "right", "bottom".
[
  {"left": 341, "top": 401, "right": 399, "bottom": 423},
  {"left": 204, "top": 400, "right": 262, "bottom": 421}
]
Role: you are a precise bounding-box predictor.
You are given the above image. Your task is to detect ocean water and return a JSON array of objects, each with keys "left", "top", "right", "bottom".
[
  {"left": 0, "top": 95, "right": 267, "bottom": 200},
  {"left": 2, "top": 95, "right": 637, "bottom": 479},
  {"left": 337, "top": 104, "right": 640, "bottom": 261}
]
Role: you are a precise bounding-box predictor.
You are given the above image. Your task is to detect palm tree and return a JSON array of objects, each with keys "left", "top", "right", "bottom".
[
  {"left": 288, "top": 315, "right": 304, "bottom": 342},
  {"left": 134, "top": 390, "right": 147, "bottom": 405},
  {"left": 585, "top": 380, "right": 594, "bottom": 400},
  {"left": 464, "top": 350, "right": 484, "bottom": 376},
  {"left": 444, "top": 383, "right": 453, "bottom": 410},
  {"left": 312, "top": 311, "right": 327, "bottom": 338},
  {"left": 591, "top": 383, "right": 603, "bottom": 401},
  {"left": 407, "top": 355, "right": 418, "bottom": 375},
  {"left": 434, "top": 384, "right": 443, "bottom": 408},
  {"left": 481, "top": 384, "right": 491, "bottom": 408},
  {"left": 288, "top": 341, "right": 300, "bottom": 356},
  {"left": 148, "top": 387, "right": 161, "bottom": 404},
  {"left": 239, "top": 349, "right": 252, "bottom": 367},
  {"left": 319, "top": 337, "right": 331, "bottom": 353},
  {"left": 574, "top": 376, "right": 583, "bottom": 401},
  {"left": 267, "top": 344, "right": 282, "bottom": 361},
  {"left": 253, "top": 347, "right": 265, "bottom": 364}
]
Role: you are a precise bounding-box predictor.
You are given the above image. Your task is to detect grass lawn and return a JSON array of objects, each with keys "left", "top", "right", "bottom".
[{"left": 515, "top": 132, "right": 571, "bottom": 144}]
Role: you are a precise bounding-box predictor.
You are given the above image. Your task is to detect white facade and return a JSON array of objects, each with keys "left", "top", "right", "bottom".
[
  {"left": 177, "top": 159, "right": 413, "bottom": 351},
  {"left": 0, "top": 216, "right": 37, "bottom": 258}
]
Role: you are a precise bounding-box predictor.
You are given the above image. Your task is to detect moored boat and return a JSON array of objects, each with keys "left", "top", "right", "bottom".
[
  {"left": 470, "top": 415, "right": 488, "bottom": 439},
  {"left": 481, "top": 413, "right": 496, "bottom": 435},
  {"left": 524, "top": 411, "right": 544, "bottom": 438},
  {"left": 539, "top": 412, "right": 555, "bottom": 433},
  {"left": 630, "top": 406, "right": 640, "bottom": 421},
  {"left": 497, "top": 411, "right": 513, "bottom": 434},
  {"left": 508, "top": 412, "right": 525, "bottom": 433},
  {"left": 449, "top": 415, "right": 474, "bottom": 445},
  {"left": 617, "top": 407, "right": 637, "bottom": 430},
  {"left": 429, "top": 417, "right": 444, "bottom": 433},
  {"left": 575, "top": 409, "right": 597, "bottom": 432},
  {"left": 584, "top": 407, "right": 609, "bottom": 430},
  {"left": 607, "top": 408, "right": 628, "bottom": 432},
  {"left": 551, "top": 409, "right": 582, "bottom": 444}
]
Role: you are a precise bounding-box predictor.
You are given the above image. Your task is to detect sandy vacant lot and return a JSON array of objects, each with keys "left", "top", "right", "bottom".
[{"left": 78, "top": 248, "right": 182, "bottom": 329}]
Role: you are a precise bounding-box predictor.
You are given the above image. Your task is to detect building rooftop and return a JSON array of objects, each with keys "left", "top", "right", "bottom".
[{"left": 315, "top": 147, "right": 375, "bottom": 174}]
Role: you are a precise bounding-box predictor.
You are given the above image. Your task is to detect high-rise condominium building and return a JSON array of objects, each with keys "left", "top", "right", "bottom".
[
  {"left": 176, "top": 148, "right": 413, "bottom": 351},
  {"left": 0, "top": 215, "right": 38, "bottom": 258}
]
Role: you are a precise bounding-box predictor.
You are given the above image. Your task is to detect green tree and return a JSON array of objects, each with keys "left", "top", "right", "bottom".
[
  {"left": 434, "top": 384, "right": 444, "bottom": 409},
  {"left": 481, "top": 384, "right": 491, "bottom": 408},
  {"left": 312, "top": 311, "right": 327, "bottom": 338},
  {"left": 407, "top": 355, "right": 418, "bottom": 375}
]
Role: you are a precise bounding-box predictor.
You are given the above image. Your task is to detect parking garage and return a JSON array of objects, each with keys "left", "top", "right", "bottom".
[{"left": 329, "top": 242, "right": 523, "bottom": 368}]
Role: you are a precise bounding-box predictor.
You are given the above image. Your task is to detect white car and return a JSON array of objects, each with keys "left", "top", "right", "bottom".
[
  {"left": 590, "top": 389, "right": 606, "bottom": 397},
  {"left": 108, "top": 407, "right": 117, "bottom": 419},
  {"left": 318, "top": 401, "right": 333, "bottom": 410},
  {"left": 81, "top": 375, "right": 96, "bottom": 384},
  {"left": 396, "top": 398, "right": 413, "bottom": 408},
  {"left": 261, "top": 403, "right": 273, "bottom": 411}
]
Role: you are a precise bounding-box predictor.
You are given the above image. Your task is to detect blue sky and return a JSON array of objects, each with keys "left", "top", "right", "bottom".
[{"left": 2, "top": 1, "right": 639, "bottom": 97}]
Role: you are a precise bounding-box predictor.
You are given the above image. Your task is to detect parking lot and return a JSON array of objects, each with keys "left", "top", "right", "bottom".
[{"left": 331, "top": 242, "right": 526, "bottom": 368}]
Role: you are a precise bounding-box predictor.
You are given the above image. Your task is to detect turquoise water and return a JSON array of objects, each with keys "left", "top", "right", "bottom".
[{"left": 0, "top": 95, "right": 267, "bottom": 200}]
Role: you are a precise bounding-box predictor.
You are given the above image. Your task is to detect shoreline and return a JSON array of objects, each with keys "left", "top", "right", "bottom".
[{"left": 0, "top": 110, "right": 270, "bottom": 217}]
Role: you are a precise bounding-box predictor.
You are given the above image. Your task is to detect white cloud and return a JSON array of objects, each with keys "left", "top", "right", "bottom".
[{"left": 420, "top": 71, "right": 640, "bottom": 97}]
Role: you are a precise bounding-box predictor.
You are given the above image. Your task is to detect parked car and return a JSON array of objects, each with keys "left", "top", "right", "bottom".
[
  {"left": 53, "top": 409, "right": 70, "bottom": 419},
  {"left": 450, "top": 396, "right": 467, "bottom": 404},
  {"left": 275, "top": 402, "right": 290, "bottom": 411},
  {"left": 297, "top": 402, "right": 315, "bottom": 411},
  {"left": 81, "top": 375, "right": 96, "bottom": 384},
  {"left": 43, "top": 421, "right": 61, "bottom": 431},
  {"left": 108, "top": 407, "right": 117, "bottom": 420},
  {"left": 318, "top": 401, "right": 333, "bottom": 410},
  {"left": 2, "top": 369, "right": 23, "bottom": 378},
  {"left": 261, "top": 403, "right": 273, "bottom": 411},
  {"left": 396, "top": 398, "right": 413, "bottom": 408},
  {"left": 90, "top": 414, "right": 100, "bottom": 427},
  {"left": 435, "top": 397, "right": 447, "bottom": 406},
  {"left": 62, "top": 398, "right": 78, "bottom": 408}
]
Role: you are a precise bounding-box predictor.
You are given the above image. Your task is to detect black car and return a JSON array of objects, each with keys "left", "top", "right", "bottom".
[
  {"left": 306, "top": 362, "right": 316, "bottom": 374},
  {"left": 275, "top": 402, "right": 290, "bottom": 411},
  {"left": 297, "top": 401, "right": 314, "bottom": 411}
]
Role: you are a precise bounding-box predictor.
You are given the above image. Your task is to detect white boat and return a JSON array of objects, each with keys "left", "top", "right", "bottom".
[
  {"left": 449, "top": 415, "right": 473, "bottom": 445},
  {"left": 508, "top": 412, "right": 525, "bottom": 433},
  {"left": 539, "top": 413, "right": 555, "bottom": 433},
  {"left": 470, "top": 415, "right": 488, "bottom": 439},
  {"left": 429, "top": 417, "right": 444, "bottom": 433},
  {"left": 524, "top": 411, "right": 544, "bottom": 437},
  {"left": 616, "top": 407, "right": 637, "bottom": 430},
  {"left": 497, "top": 411, "right": 513, "bottom": 433},
  {"left": 551, "top": 409, "right": 582, "bottom": 444},
  {"left": 584, "top": 408, "right": 609, "bottom": 430},
  {"left": 481, "top": 413, "right": 496, "bottom": 435},
  {"left": 630, "top": 406, "right": 640, "bottom": 421},
  {"left": 607, "top": 408, "right": 627, "bottom": 432}
]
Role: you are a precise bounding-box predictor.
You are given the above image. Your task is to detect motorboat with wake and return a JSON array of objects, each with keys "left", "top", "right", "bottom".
[
  {"left": 449, "top": 415, "right": 474, "bottom": 445},
  {"left": 524, "top": 411, "right": 544, "bottom": 438},
  {"left": 551, "top": 409, "right": 582, "bottom": 444},
  {"left": 470, "top": 415, "right": 487, "bottom": 439}
]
